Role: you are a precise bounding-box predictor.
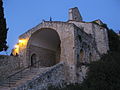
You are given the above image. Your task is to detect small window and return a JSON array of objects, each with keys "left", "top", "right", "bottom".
[{"left": 79, "top": 49, "right": 84, "bottom": 62}]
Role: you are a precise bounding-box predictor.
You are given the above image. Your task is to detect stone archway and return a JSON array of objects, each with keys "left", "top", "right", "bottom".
[{"left": 27, "top": 28, "right": 61, "bottom": 67}]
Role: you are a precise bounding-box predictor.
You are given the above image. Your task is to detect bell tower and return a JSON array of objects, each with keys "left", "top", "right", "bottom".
[{"left": 69, "top": 7, "right": 83, "bottom": 21}]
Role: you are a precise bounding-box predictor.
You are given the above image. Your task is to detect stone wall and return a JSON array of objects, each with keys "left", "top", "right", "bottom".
[
  {"left": 68, "top": 21, "right": 109, "bottom": 55},
  {"left": 69, "top": 7, "right": 83, "bottom": 21},
  {"left": 74, "top": 26, "right": 100, "bottom": 64},
  {"left": 73, "top": 26, "right": 100, "bottom": 83},
  {"left": 12, "top": 62, "right": 66, "bottom": 90},
  {"left": 76, "top": 65, "right": 88, "bottom": 83},
  {"left": 29, "top": 45, "right": 57, "bottom": 67},
  {"left": 92, "top": 24, "right": 109, "bottom": 54},
  {"left": 18, "top": 21, "right": 75, "bottom": 68},
  {"left": 0, "top": 55, "right": 22, "bottom": 82}
]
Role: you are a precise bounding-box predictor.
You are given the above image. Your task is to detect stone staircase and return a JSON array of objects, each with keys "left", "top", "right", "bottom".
[{"left": 0, "top": 67, "right": 49, "bottom": 90}]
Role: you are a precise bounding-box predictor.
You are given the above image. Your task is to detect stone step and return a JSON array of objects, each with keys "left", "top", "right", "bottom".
[
  {"left": 0, "top": 86, "right": 10, "bottom": 90},
  {"left": 0, "top": 67, "right": 49, "bottom": 89},
  {"left": 0, "top": 82, "right": 16, "bottom": 87}
]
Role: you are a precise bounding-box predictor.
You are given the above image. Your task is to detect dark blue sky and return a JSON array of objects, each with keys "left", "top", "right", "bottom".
[{"left": 1, "top": 0, "right": 120, "bottom": 54}]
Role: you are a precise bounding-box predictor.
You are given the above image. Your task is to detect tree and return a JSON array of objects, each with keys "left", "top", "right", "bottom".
[
  {"left": 107, "top": 29, "right": 120, "bottom": 52},
  {"left": 0, "top": 0, "right": 8, "bottom": 52}
]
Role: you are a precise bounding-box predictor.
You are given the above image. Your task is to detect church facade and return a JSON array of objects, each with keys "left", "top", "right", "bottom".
[{"left": 12, "top": 7, "right": 109, "bottom": 83}]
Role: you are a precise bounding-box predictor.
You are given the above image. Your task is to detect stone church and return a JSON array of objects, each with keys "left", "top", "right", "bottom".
[
  {"left": 0, "top": 7, "right": 109, "bottom": 89},
  {"left": 13, "top": 7, "right": 109, "bottom": 66}
]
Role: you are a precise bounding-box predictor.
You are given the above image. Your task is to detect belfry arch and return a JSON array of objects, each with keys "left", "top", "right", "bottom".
[{"left": 27, "top": 28, "right": 61, "bottom": 67}]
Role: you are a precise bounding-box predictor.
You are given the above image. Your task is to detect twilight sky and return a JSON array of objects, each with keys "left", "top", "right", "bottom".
[{"left": 1, "top": 0, "right": 120, "bottom": 54}]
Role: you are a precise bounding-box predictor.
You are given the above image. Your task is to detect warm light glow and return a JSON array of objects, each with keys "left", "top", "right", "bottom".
[
  {"left": 13, "top": 44, "right": 19, "bottom": 55},
  {"left": 12, "top": 38, "right": 28, "bottom": 56},
  {"left": 19, "top": 39, "right": 25, "bottom": 43},
  {"left": 18, "top": 39, "right": 27, "bottom": 46},
  {"left": 14, "top": 44, "right": 19, "bottom": 48},
  {"left": 19, "top": 40, "right": 23, "bottom": 43}
]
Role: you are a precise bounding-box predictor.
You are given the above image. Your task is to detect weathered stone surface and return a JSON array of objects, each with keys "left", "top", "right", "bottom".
[
  {"left": 0, "top": 55, "right": 22, "bottom": 82},
  {"left": 12, "top": 62, "right": 66, "bottom": 90},
  {"left": 68, "top": 21, "right": 109, "bottom": 54},
  {"left": 69, "top": 7, "right": 83, "bottom": 21}
]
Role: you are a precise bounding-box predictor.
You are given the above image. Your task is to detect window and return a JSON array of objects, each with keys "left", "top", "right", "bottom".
[{"left": 80, "top": 49, "right": 84, "bottom": 62}]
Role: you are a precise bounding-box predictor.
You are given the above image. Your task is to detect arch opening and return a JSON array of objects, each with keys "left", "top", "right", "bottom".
[
  {"left": 79, "top": 49, "right": 84, "bottom": 62},
  {"left": 28, "top": 28, "right": 61, "bottom": 67},
  {"left": 31, "top": 54, "right": 37, "bottom": 67}
]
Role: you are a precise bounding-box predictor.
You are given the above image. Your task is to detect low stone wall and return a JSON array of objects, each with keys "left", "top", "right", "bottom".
[
  {"left": 12, "top": 62, "right": 66, "bottom": 90},
  {"left": 0, "top": 55, "right": 22, "bottom": 81}
]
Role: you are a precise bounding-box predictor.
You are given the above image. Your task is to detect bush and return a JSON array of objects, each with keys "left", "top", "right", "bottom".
[
  {"left": 80, "top": 52, "right": 120, "bottom": 90},
  {"left": 107, "top": 29, "right": 120, "bottom": 52}
]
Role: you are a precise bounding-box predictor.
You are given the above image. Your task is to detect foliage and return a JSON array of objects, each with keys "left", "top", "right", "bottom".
[
  {"left": 0, "top": 0, "right": 8, "bottom": 52},
  {"left": 107, "top": 29, "right": 120, "bottom": 52},
  {"left": 80, "top": 52, "right": 120, "bottom": 90},
  {"left": 91, "top": 21, "right": 100, "bottom": 25}
]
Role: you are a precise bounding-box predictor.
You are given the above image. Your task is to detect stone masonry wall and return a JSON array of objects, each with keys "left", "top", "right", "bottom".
[
  {"left": 29, "top": 45, "right": 56, "bottom": 67},
  {"left": 92, "top": 24, "right": 109, "bottom": 54},
  {"left": 0, "top": 55, "right": 22, "bottom": 82},
  {"left": 12, "top": 62, "right": 66, "bottom": 90},
  {"left": 73, "top": 26, "right": 100, "bottom": 83},
  {"left": 69, "top": 7, "right": 83, "bottom": 21},
  {"left": 68, "top": 21, "right": 109, "bottom": 55},
  {"left": 18, "top": 21, "right": 75, "bottom": 68},
  {"left": 74, "top": 26, "right": 100, "bottom": 64}
]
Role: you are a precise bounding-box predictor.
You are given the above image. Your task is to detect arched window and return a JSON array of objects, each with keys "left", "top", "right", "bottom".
[
  {"left": 31, "top": 54, "right": 37, "bottom": 67},
  {"left": 80, "top": 49, "right": 84, "bottom": 62}
]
